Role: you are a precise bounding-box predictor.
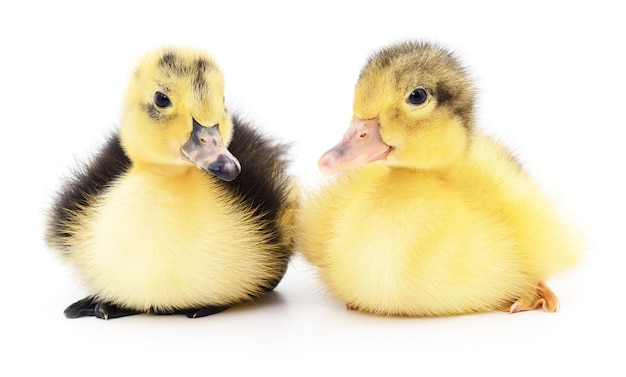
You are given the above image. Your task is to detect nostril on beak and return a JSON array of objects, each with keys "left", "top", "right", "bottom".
[{"left": 360, "top": 133, "right": 367, "bottom": 138}]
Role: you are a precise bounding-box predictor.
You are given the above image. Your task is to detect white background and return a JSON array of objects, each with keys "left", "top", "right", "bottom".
[{"left": 1, "top": 1, "right": 624, "bottom": 375}]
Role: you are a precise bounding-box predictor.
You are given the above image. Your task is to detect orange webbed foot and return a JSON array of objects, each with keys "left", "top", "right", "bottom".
[{"left": 508, "top": 281, "right": 560, "bottom": 313}]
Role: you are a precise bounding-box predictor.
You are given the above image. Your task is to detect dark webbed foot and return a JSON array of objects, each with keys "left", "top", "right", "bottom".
[
  {"left": 65, "top": 297, "right": 230, "bottom": 319},
  {"left": 184, "top": 305, "right": 230, "bottom": 318},
  {"left": 64, "top": 297, "right": 98, "bottom": 318},
  {"left": 64, "top": 297, "right": 141, "bottom": 319}
]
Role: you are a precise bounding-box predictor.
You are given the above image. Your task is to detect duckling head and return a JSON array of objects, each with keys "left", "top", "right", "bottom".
[
  {"left": 319, "top": 41, "right": 475, "bottom": 174},
  {"left": 120, "top": 47, "right": 240, "bottom": 180}
]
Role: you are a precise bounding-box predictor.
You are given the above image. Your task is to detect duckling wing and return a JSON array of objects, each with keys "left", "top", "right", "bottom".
[
  {"left": 219, "top": 116, "right": 293, "bottom": 219},
  {"left": 211, "top": 115, "right": 297, "bottom": 290},
  {"left": 46, "top": 134, "right": 130, "bottom": 251}
]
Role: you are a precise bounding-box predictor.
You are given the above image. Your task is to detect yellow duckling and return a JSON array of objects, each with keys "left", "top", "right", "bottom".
[
  {"left": 45, "top": 47, "right": 298, "bottom": 319},
  {"left": 297, "top": 41, "right": 582, "bottom": 316}
]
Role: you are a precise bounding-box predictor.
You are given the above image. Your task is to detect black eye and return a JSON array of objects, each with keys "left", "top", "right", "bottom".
[
  {"left": 154, "top": 92, "right": 171, "bottom": 108},
  {"left": 407, "top": 88, "right": 428, "bottom": 105}
]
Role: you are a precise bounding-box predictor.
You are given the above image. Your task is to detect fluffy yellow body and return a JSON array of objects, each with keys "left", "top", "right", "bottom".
[
  {"left": 298, "top": 133, "right": 582, "bottom": 316},
  {"left": 68, "top": 167, "right": 278, "bottom": 312}
]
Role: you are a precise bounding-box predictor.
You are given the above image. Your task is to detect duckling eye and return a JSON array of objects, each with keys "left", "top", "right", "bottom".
[
  {"left": 154, "top": 92, "right": 172, "bottom": 108},
  {"left": 407, "top": 88, "right": 428, "bottom": 106}
]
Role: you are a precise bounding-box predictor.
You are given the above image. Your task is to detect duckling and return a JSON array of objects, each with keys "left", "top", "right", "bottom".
[
  {"left": 45, "top": 47, "right": 298, "bottom": 319},
  {"left": 297, "top": 41, "right": 582, "bottom": 316}
]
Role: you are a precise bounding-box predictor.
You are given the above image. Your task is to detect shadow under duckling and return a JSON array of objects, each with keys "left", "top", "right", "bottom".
[
  {"left": 296, "top": 41, "right": 583, "bottom": 317},
  {"left": 45, "top": 47, "right": 299, "bottom": 319}
]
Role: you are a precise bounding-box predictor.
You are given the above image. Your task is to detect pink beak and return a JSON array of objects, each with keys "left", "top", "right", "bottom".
[{"left": 318, "top": 118, "right": 391, "bottom": 175}]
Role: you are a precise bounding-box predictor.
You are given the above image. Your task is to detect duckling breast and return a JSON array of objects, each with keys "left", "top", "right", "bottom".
[
  {"left": 307, "top": 167, "right": 535, "bottom": 316},
  {"left": 70, "top": 169, "right": 287, "bottom": 311}
]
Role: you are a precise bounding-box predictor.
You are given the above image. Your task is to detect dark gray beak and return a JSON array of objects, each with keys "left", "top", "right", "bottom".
[{"left": 181, "top": 119, "right": 241, "bottom": 181}]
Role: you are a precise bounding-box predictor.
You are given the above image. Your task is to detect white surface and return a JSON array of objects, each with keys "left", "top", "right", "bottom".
[{"left": 1, "top": 1, "right": 623, "bottom": 375}]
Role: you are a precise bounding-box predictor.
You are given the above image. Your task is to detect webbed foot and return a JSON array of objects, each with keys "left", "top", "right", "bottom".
[
  {"left": 64, "top": 297, "right": 141, "bottom": 319},
  {"left": 183, "top": 305, "right": 230, "bottom": 318},
  {"left": 507, "top": 281, "right": 560, "bottom": 313}
]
